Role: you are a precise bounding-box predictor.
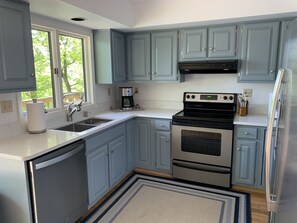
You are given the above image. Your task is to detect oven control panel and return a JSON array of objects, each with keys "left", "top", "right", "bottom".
[{"left": 184, "top": 93, "right": 236, "bottom": 103}]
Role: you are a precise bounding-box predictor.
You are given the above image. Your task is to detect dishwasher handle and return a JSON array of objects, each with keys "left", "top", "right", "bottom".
[{"left": 34, "top": 144, "right": 84, "bottom": 170}]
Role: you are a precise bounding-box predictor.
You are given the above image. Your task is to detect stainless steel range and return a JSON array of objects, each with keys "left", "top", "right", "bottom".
[{"left": 172, "top": 92, "right": 237, "bottom": 188}]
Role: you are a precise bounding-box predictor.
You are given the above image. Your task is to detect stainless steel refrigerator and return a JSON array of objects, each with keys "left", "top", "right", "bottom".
[{"left": 266, "top": 18, "right": 297, "bottom": 223}]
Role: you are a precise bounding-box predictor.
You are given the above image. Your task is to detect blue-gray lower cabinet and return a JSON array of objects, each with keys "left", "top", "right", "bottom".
[
  {"left": 126, "top": 119, "right": 135, "bottom": 172},
  {"left": 134, "top": 118, "right": 172, "bottom": 172},
  {"left": 134, "top": 118, "right": 151, "bottom": 169},
  {"left": 233, "top": 140, "right": 257, "bottom": 186},
  {"left": 155, "top": 131, "right": 171, "bottom": 172},
  {"left": 232, "top": 125, "right": 266, "bottom": 188},
  {"left": 85, "top": 123, "right": 126, "bottom": 206}
]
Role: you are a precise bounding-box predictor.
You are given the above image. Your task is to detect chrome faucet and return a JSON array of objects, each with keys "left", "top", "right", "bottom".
[{"left": 66, "top": 100, "right": 83, "bottom": 122}]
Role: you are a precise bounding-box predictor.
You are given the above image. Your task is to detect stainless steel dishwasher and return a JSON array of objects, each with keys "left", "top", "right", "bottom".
[{"left": 29, "top": 140, "right": 88, "bottom": 223}]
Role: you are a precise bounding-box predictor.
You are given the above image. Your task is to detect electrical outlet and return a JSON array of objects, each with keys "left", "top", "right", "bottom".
[
  {"left": 1, "top": 100, "right": 13, "bottom": 113},
  {"left": 243, "top": 89, "right": 253, "bottom": 97},
  {"left": 134, "top": 87, "right": 139, "bottom": 94}
]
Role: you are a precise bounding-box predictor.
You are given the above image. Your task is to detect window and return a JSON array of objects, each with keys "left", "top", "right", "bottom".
[{"left": 21, "top": 27, "right": 91, "bottom": 111}]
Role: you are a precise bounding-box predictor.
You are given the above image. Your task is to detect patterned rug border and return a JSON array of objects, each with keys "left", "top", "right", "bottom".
[{"left": 82, "top": 173, "right": 251, "bottom": 223}]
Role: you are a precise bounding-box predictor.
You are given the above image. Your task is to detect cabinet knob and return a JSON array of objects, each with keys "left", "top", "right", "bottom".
[
  {"left": 202, "top": 48, "right": 207, "bottom": 51},
  {"left": 237, "top": 148, "right": 240, "bottom": 151},
  {"left": 161, "top": 124, "right": 165, "bottom": 127},
  {"left": 209, "top": 47, "right": 214, "bottom": 51},
  {"left": 270, "top": 69, "right": 275, "bottom": 73},
  {"left": 146, "top": 72, "right": 150, "bottom": 76},
  {"left": 166, "top": 139, "right": 169, "bottom": 142},
  {"left": 244, "top": 131, "right": 249, "bottom": 135},
  {"left": 31, "top": 73, "right": 35, "bottom": 77}
]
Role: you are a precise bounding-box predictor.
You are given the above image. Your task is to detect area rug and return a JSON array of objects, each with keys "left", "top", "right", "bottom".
[{"left": 83, "top": 174, "right": 251, "bottom": 223}]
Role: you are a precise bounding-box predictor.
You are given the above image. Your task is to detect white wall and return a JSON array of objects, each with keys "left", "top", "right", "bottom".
[
  {"left": 118, "top": 74, "right": 274, "bottom": 114},
  {"left": 132, "top": 0, "right": 297, "bottom": 28}
]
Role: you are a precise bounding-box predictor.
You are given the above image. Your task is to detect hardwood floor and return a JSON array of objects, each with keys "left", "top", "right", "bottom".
[
  {"left": 232, "top": 185, "right": 268, "bottom": 223},
  {"left": 79, "top": 169, "right": 269, "bottom": 223}
]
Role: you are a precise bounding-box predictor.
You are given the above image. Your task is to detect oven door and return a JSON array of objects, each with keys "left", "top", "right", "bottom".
[{"left": 172, "top": 125, "right": 233, "bottom": 167}]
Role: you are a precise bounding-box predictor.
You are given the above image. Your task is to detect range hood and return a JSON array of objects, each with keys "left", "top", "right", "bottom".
[{"left": 178, "top": 60, "right": 239, "bottom": 74}]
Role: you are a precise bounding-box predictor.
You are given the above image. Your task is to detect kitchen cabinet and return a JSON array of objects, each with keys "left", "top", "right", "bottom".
[
  {"left": 85, "top": 123, "right": 126, "bottom": 206},
  {"left": 127, "top": 31, "right": 180, "bottom": 82},
  {"left": 232, "top": 125, "right": 266, "bottom": 188},
  {"left": 134, "top": 118, "right": 172, "bottom": 172},
  {"left": 153, "top": 119, "right": 171, "bottom": 172},
  {"left": 0, "top": 0, "right": 36, "bottom": 93},
  {"left": 238, "top": 21, "right": 280, "bottom": 82},
  {"left": 126, "top": 119, "right": 135, "bottom": 172},
  {"left": 179, "top": 25, "right": 237, "bottom": 61},
  {"left": 93, "top": 29, "right": 126, "bottom": 83},
  {"left": 134, "top": 118, "right": 151, "bottom": 168}
]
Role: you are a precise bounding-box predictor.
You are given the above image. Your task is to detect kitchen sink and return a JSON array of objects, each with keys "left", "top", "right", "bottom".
[
  {"left": 55, "top": 123, "right": 96, "bottom": 132},
  {"left": 55, "top": 118, "right": 112, "bottom": 132},
  {"left": 76, "top": 118, "right": 112, "bottom": 125}
]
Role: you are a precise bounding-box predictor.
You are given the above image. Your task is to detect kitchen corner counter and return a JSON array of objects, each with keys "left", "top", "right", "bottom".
[
  {"left": 0, "top": 108, "right": 179, "bottom": 161},
  {"left": 234, "top": 114, "right": 268, "bottom": 127}
]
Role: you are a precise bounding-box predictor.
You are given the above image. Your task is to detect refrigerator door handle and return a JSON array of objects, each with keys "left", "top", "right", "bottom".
[{"left": 265, "top": 69, "right": 285, "bottom": 212}]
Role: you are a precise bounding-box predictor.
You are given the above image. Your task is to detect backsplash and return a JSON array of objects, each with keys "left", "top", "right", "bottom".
[{"left": 117, "top": 74, "right": 273, "bottom": 114}]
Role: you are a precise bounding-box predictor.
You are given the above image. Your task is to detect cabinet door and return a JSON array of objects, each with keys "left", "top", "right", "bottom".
[
  {"left": 126, "top": 120, "right": 135, "bottom": 172},
  {"left": 151, "top": 31, "right": 178, "bottom": 81},
  {"left": 109, "top": 135, "right": 126, "bottom": 187},
  {"left": 179, "top": 28, "right": 207, "bottom": 60},
  {"left": 86, "top": 144, "right": 109, "bottom": 205},
  {"left": 111, "top": 30, "right": 126, "bottom": 82},
  {"left": 0, "top": 1, "right": 35, "bottom": 93},
  {"left": 155, "top": 131, "right": 171, "bottom": 172},
  {"left": 134, "top": 119, "right": 151, "bottom": 169},
  {"left": 233, "top": 140, "right": 257, "bottom": 186},
  {"left": 239, "top": 22, "right": 279, "bottom": 82},
  {"left": 208, "top": 26, "right": 236, "bottom": 58},
  {"left": 127, "top": 33, "right": 151, "bottom": 81}
]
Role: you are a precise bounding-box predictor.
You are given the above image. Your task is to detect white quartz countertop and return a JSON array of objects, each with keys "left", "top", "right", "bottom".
[
  {"left": 0, "top": 109, "right": 179, "bottom": 161},
  {"left": 234, "top": 114, "right": 268, "bottom": 127}
]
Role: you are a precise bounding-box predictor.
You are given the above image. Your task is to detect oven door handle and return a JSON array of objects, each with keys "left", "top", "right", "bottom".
[{"left": 172, "top": 160, "right": 230, "bottom": 174}]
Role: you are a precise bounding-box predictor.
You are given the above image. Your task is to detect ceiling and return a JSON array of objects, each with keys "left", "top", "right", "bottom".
[{"left": 28, "top": 0, "right": 297, "bottom": 31}]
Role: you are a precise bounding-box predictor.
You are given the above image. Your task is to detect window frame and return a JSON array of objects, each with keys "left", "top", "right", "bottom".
[{"left": 21, "top": 23, "right": 95, "bottom": 113}]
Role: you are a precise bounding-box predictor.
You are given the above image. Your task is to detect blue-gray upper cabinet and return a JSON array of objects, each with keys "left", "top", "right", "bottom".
[
  {"left": 127, "top": 31, "right": 179, "bottom": 82},
  {"left": 179, "top": 25, "right": 237, "bottom": 61},
  {"left": 277, "top": 20, "right": 294, "bottom": 69},
  {"left": 127, "top": 33, "right": 151, "bottom": 81},
  {"left": 238, "top": 21, "right": 280, "bottom": 82},
  {"left": 0, "top": 0, "right": 35, "bottom": 93},
  {"left": 151, "top": 31, "right": 178, "bottom": 81},
  {"left": 93, "top": 30, "right": 126, "bottom": 84}
]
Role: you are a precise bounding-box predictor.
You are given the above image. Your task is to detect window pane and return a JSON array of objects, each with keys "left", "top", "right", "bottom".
[
  {"left": 21, "top": 30, "right": 54, "bottom": 110},
  {"left": 59, "top": 34, "right": 86, "bottom": 106}
]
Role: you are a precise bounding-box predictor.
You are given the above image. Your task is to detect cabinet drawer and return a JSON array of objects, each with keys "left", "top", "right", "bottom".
[
  {"left": 154, "top": 120, "right": 171, "bottom": 131},
  {"left": 237, "top": 127, "right": 258, "bottom": 139}
]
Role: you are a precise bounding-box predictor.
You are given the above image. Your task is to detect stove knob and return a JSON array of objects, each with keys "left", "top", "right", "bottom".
[
  {"left": 229, "top": 96, "right": 234, "bottom": 100},
  {"left": 223, "top": 96, "right": 228, "bottom": 100},
  {"left": 191, "top": 95, "right": 195, "bottom": 99},
  {"left": 186, "top": 94, "right": 190, "bottom": 99}
]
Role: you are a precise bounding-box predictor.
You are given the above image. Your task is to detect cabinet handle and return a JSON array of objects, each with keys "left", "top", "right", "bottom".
[
  {"left": 244, "top": 131, "right": 249, "bottom": 135},
  {"left": 202, "top": 48, "right": 206, "bottom": 51}
]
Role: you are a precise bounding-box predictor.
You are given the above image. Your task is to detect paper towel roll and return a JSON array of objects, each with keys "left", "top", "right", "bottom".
[{"left": 26, "top": 101, "right": 46, "bottom": 134}]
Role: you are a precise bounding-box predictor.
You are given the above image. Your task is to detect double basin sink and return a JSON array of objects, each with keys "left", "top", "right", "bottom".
[{"left": 55, "top": 118, "right": 112, "bottom": 132}]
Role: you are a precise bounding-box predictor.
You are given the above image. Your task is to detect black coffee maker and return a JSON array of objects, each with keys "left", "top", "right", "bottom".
[{"left": 120, "top": 87, "right": 135, "bottom": 110}]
